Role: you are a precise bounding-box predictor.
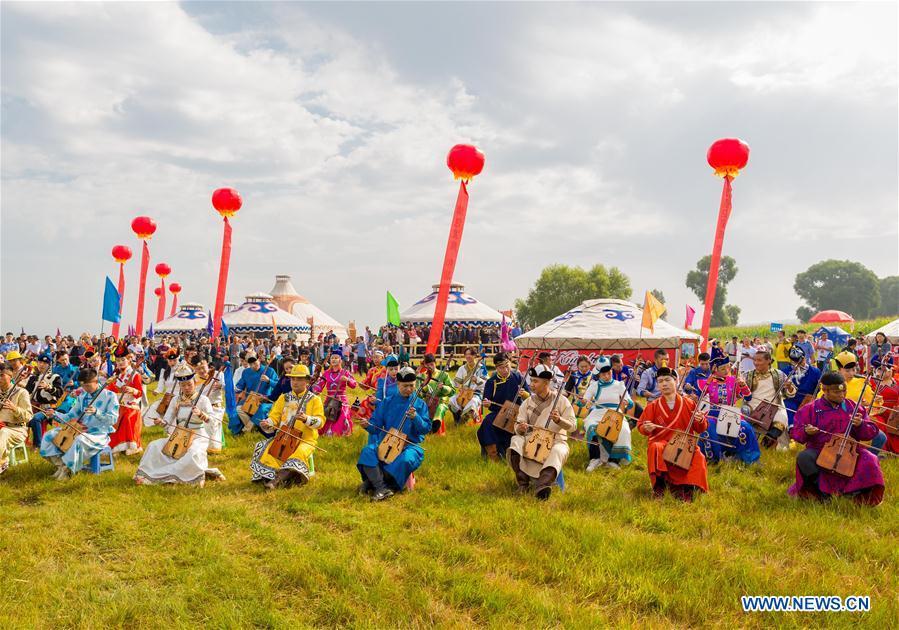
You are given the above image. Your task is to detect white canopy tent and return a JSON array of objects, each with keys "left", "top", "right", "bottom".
[
  {"left": 222, "top": 293, "right": 311, "bottom": 336},
  {"left": 516, "top": 299, "right": 701, "bottom": 350},
  {"left": 154, "top": 303, "right": 210, "bottom": 334},
  {"left": 865, "top": 318, "right": 899, "bottom": 344},
  {"left": 400, "top": 283, "right": 504, "bottom": 326},
  {"left": 269, "top": 275, "right": 348, "bottom": 341}
]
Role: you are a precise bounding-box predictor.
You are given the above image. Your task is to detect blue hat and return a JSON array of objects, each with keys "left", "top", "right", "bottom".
[
  {"left": 382, "top": 354, "right": 399, "bottom": 367},
  {"left": 710, "top": 356, "right": 730, "bottom": 369}
]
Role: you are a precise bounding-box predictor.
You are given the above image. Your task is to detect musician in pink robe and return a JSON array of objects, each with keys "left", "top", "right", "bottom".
[
  {"left": 789, "top": 371, "right": 884, "bottom": 505},
  {"left": 313, "top": 354, "right": 358, "bottom": 436}
]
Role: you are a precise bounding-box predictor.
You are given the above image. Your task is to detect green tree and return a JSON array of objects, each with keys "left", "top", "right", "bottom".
[
  {"left": 515, "top": 264, "right": 631, "bottom": 328},
  {"left": 685, "top": 255, "right": 740, "bottom": 326},
  {"left": 875, "top": 276, "right": 899, "bottom": 316},
  {"left": 793, "top": 260, "right": 880, "bottom": 319}
]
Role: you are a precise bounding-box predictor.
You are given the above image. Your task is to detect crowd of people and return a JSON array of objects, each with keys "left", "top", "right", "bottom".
[{"left": 0, "top": 323, "right": 895, "bottom": 507}]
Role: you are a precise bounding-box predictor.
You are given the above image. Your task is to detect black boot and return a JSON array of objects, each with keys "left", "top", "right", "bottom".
[
  {"left": 534, "top": 466, "right": 557, "bottom": 501},
  {"left": 362, "top": 465, "right": 393, "bottom": 502},
  {"left": 508, "top": 451, "right": 531, "bottom": 494}
]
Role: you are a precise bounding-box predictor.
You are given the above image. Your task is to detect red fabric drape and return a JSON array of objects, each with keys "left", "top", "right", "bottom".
[
  {"left": 111, "top": 262, "right": 126, "bottom": 339},
  {"left": 212, "top": 217, "right": 232, "bottom": 338},
  {"left": 156, "top": 278, "right": 166, "bottom": 323},
  {"left": 426, "top": 181, "right": 469, "bottom": 354},
  {"left": 170, "top": 294, "right": 178, "bottom": 317},
  {"left": 135, "top": 241, "right": 150, "bottom": 337},
  {"left": 700, "top": 176, "right": 733, "bottom": 351}
]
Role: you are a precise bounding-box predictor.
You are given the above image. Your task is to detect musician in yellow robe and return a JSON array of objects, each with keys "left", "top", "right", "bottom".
[
  {"left": 251, "top": 364, "right": 324, "bottom": 489},
  {"left": 509, "top": 364, "right": 576, "bottom": 500},
  {"left": 0, "top": 362, "right": 33, "bottom": 475}
]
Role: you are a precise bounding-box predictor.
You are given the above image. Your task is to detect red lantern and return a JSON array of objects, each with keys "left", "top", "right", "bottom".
[
  {"left": 168, "top": 282, "right": 181, "bottom": 317},
  {"left": 426, "top": 144, "right": 485, "bottom": 355},
  {"left": 131, "top": 216, "right": 157, "bottom": 239},
  {"left": 446, "top": 144, "right": 485, "bottom": 181},
  {"left": 112, "top": 245, "right": 132, "bottom": 263},
  {"left": 155, "top": 262, "right": 171, "bottom": 278},
  {"left": 699, "top": 138, "right": 751, "bottom": 350},
  {"left": 212, "top": 187, "right": 242, "bottom": 218},
  {"left": 154, "top": 287, "right": 163, "bottom": 297},
  {"left": 707, "top": 138, "right": 750, "bottom": 179},
  {"left": 211, "top": 188, "right": 241, "bottom": 338},
  {"left": 154, "top": 263, "right": 170, "bottom": 323}
]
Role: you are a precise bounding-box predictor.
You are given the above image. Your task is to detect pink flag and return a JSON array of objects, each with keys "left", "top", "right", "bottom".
[
  {"left": 501, "top": 314, "right": 517, "bottom": 352},
  {"left": 685, "top": 304, "right": 696, "bottom": 329}
]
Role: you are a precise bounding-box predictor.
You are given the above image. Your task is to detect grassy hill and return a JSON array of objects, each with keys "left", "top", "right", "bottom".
[{"left": 2, "top": 391, "right": 897, "bottom": 628}]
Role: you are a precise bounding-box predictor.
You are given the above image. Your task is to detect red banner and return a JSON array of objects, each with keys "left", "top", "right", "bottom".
[
  {"left": 135, "top": 241, "right": 150, "bottom": 337},
  {"left": 426, "top": 181, "right": 469, "bottom": 354},
  {"left": 212, "top": 217, "right": 232, "bottom": 338},
  {"left": 170, "top": 294, "right": 178, "bottom": 317},
  {"left": 111, "top": 263, "right": 126, "bottom": 339},
  {"left": 700, "top": 176, "right": 733, "bottom": 351},
  {"left": 156, "top": 278, "right": 166, "bottom": 323}
]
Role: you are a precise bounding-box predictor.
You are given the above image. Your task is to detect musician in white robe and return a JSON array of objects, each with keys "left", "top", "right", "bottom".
[
  {"left": 143, "top": 349, "right": 181, "bottom": 427},
  {"left": 509, "top": 364, "right": 576, "bottom": 500},
  {"left": 41, "top": 368, "right": 119, "bottom": 479},
  {"left": 582, "top": 356, "right": 634, "bottom": 471},
  {"left": 134, "top": 365, "right": 223, "bottom": 487},
  {"left": 448, "top": 348, "right": 486, "bottom": 423},
  {"left": 192, "top": 357, "right": 225, "bottom": 454}
]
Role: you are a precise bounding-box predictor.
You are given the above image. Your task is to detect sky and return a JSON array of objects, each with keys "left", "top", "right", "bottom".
[{"left": 2, "top": 1, "right": 897, "bottom": 335}]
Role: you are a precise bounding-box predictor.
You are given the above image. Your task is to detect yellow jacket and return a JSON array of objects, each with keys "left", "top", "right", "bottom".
[
  {"left": 260, "top": 390, "right": 324, "bottom": 469},
  {"left": 816, "top": 376, "right": 874, "bottom": 406}
]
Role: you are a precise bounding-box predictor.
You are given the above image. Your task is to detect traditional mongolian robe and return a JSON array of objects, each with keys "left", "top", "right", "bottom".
[
  {"left": 25, "top": 370, "right": 64, "bottom": 446},
  {"left": 314, "top": 367, "right": 358, "bottom": 436},
  {"left": 235, "top": 365, "right": 278, "bottom": 433},
  {"left": 107, "top": 369, "right": 144, "bottom": 453},
  {"left": 782, "top": 363, "right": 822, "bottom": 426},
  {"left": 743, "top": 368, "right": 789, "bottom": 447},
  {"left": 134, "top": 394, "right": 222, "bottom": 486},
  {"left": 563, "top": 368, "right": 595, "bottom": 431},
  {"left": 582, "top": 378, "right": 633, "bottom": 465},
  {"left": 638, "top": 395, "right": 709, "bottom": 493},
  {"left": 478, "top": 370, "right": 527, "bottom": 457},
  {"left": 41, "top": 389, "right": 118, "bottom": 474},
  {"left": 509, "top": 392, "right": 576, "bottom": 479},
  {"left": 419, "top": 368, "right": 454, "bottom": 435},
  {"left": 357, "top": 390, "right": 430, "bottom": 489},
  {"left": 789, "top": 398, "right": 884, "bottom": 503},
  {"left": 871, "top": 379, "right": 899, "bottom": 453},
  {"left": 0, "top": 385, "right": 32, "bottom": 472},
  {"left": 144, "top": 364, "right": 179, "bottom": 427},
  {"left": 697, "top": 375, "right": 760, "bottom": 464},
  {"left": 449, "top": 362, "right": 486, "bottom": 420},
  {"left": 250, "top": 390, "right": 324, "bottom": 483},
  {"left": 354, "top": 366, "right": 385, "bottom": 423}
]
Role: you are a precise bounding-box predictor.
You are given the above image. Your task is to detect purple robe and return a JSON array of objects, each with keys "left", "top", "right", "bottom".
[{"left": 788, "top": 398, "right": 884, "bottom": 497}]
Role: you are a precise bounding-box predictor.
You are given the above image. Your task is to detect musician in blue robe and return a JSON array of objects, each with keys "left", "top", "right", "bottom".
[
  {"left": 478, "top": 352, "right": 529, "bottom": 461},
  {"left": 781, "top": 347, "right": 822, "bottom": 429},
  {"left": 682, "top": 353, "right": 711, "bottom": 397},
  {"left": 40, "top": 368, "right": 118, "bottom": 479},
  {"left": 357, "top": 366, "right": 430, "bottom": 501},
  {"left": 374, "top": 355, "right": 400, "bottom": 407},
  {"left": 235, "top": 355, "right": 278, "bottom": 435},
  {"left": 53, "top": 351, "right": 80, "bottom": 391}
]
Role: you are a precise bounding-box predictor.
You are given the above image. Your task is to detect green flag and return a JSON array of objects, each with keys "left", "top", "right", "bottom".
[{"left": 386, "top": 291, "right": 401, "bottom": 326}]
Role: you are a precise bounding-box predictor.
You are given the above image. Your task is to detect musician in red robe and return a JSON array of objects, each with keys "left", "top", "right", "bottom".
[
  {"left": 107, "top": 345, "right": 145, "bottom": 455},
  {"left": 637, "top": 367, "right": 709, "bottom": 501},
  {"left": 869, "top": 354, "right": 899, "bottom": 454}
]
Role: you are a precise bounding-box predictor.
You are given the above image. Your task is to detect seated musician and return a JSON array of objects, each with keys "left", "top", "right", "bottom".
[
  {"left": 478, "top": 352, "right": 528, "bottom": 461},
  {"left": 357, "top": 366, "right": 430, "bottom": 502},
  {"left": 741, "top": 350, "right": 789, "bottom": 449},
  {"left": 192, "top": 357, "right": 226, "bottom": 454},
  {"left": 251, "top": 364, "right": 324, "bottom": 490},
  {"left": 637, "top": 368, "right": 709, "bottom": 502},
  {"left": 234, "top": 354, "right": 277, "bottom": 436},
  {"left": 40, "top": 368, "right": 118, "bottom": 480},
  {"left": 418, "top": 353, "right": 455, "bottom": 435},
  {"left": 353, "top": 351, "right": 388, "bottom": 423},
  {"left": 374, "top": 355, "right": 400, "bottom": 406},
  {"left": 789, "top": 371, "right": 884, "bottom": 505},
  {"left": 25, "top": 354, "right": 64, "bottom": 448},
  {"left": 143, "top": 349, "right": 181, "bottom": 428},
  {"left": 0, "top": 362, "right": 33, "bottom": 476},
  {"left": 449, "top": 348, "right": 486, "bottom": 424},
  {"left": 509, "top": 364, "right": 575, "bottom": 500},
  {"left": 582, "top": 357, "right": 633, "bottom": 471},
  {"left": 563, "top": 355, "right": 595, "bottom": 432},
  {"left": 697, "top": 356, "right": 760, "bottom": 465},
  {"left": 134, "top": 365, "right": 224, "bottom": 487},
  {"left": 869, "top": 355, "right": 898, "bottom": 454},
  {"left": 782, "top": 347, "right": 821, "bottom": 430}
]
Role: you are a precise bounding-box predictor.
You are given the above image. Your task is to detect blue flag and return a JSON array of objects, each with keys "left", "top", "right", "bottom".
[
  {"left": 206, "top": 310, "right": 214, "bottom": 337},
  {"left": 102, "top": 277, "right": 121, "bottom": 323},
  {"left": 147, "top": 322, "right": 154, "bottom": 339},
  {"left": 106, "top": 353, "right": 114, "bottom": 378},
  {"left": 221, "top": 318, "right": 230, "bottom": 339},
  {"left": 224, "top": 360, "right": 241, "bottom": 435}
]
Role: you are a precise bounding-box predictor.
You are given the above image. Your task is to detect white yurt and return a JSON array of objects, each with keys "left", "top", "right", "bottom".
[
  {"left": 222, "top": 293, "right": 311, "bottom": 336},
  {"left": 269, "top": 275, "right": 349, "bottom": 341},
  {"left": 154, "top": 303, "right": 210, "bottom": 334},
  {"left": 400, "top": 283, "right": 503, "bottom": 326},
  {"left": 865, "top": 318, "right": 899, "bottom": 344}
]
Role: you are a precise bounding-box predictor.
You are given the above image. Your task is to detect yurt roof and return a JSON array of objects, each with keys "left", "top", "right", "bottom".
[{"left": 400, "top": 283, "right": 503, "bottom": 326}]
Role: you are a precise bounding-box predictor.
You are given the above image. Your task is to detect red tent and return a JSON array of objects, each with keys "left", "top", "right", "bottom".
[{"left": 809, "top": 310, "right": 854, "bottom": 324}]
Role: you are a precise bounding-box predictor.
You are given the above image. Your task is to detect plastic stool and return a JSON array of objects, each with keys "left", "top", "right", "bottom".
[
  {"left": 555, "top": 469, "right": 566, "bottom": 492},
  {"left": 89, "top": 447, "right": 115, "bottom": 474},
  {"left": 9, "top": 442, "right": 29, "bottom": 466}
]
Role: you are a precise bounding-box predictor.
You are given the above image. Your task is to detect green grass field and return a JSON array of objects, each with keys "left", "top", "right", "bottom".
[
  {"left": 706, "top": 317, "right": 895, "bottom": 343},
  {"left": 2, "top": 387, "right": 897, "bottom": 629}
]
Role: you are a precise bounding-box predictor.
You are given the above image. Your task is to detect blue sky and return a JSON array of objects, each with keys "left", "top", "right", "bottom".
[{"left": 2, "top": 1, "right": 896, "bottom": 334}]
